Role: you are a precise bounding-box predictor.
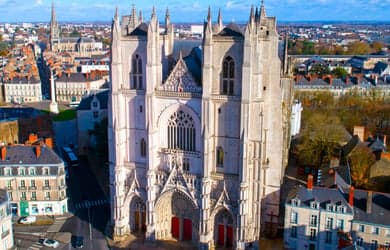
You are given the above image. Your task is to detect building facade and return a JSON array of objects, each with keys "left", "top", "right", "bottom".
[
  {"left": 109, "top": 3, "right": 291, "bottom": 250},
  {"left": 2, "top": 77, "right": 42, "bottom": 104},
  {"left": 284, "top": 179, "right": 354, "bottom": 250},
  {"left": 0, "top": 145, "right": 68, "bottom": 216},
  {"left": 77, "top": 89, "right": 108, "bottom": 155},
  {"left": 0, "top": 189, "right": 14, "bottom": 250}
]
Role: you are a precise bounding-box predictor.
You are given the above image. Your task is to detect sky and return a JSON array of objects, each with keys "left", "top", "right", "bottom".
[{"left": 0, "top": 0, "right": 389, "bottom": 23}]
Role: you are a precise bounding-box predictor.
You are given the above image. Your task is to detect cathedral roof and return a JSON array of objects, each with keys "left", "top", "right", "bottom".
[
  {"left": 217, "top": 23, "right": 244, "bottom": 37},
  {"left": 129, "top": 23, "right": 148, "bottom": 36}
]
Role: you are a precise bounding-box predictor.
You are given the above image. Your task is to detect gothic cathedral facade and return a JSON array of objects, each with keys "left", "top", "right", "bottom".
[{"left": 109, "top": 3, "right": 292, "bottom": 249}]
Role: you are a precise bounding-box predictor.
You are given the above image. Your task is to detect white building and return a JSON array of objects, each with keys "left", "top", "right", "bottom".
[
  {"left": 0, "top": 189, "right": 14, "bottom": 250},
  {"left": 0, "top": 145, "right": 68, "bottom": 217},
  {"left": 109, "top": 3, "right": 292, "bottom": 250},
  {"left": 2, "top": 77, "right": 42, "bottom": 104},
  {"left": 284, "top": 177, "right": 354, "bottom": 250},
  {"left": 290, "top": 100, "right": 302, "bottom": 137}
]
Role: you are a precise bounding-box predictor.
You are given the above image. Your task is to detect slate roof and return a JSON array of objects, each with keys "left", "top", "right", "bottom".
[
  {"left": 0, "top": 145, "right": 63, "bottom": 165},
  {"left": 4, "top": 76, "right": 40, "bottom": 84},
  {"left": 129, "top": 23, "right": 148, "bottom": 36},
  {"left": 373, "top": 61, "right": 389, "bottom": 74},
  {"left": 217, "top": 23, "right": 244, "bottom": 37},
  {"left": 77, "top": 89, "right": 109, "bottom": 111},
  {"left": 349, "top": 189, "right": 390, "bottom": 226},
  {"left": 342, "top": 135, "right": 360, "bottom": 158},
  {"left": 57, "top": 72, "right": 104, "bottom": 83},
  {"left": 287, "top": 186, "right": 353, "bottom": 213},
  {"left": 368, "top": 137, "right": 386, "bottom": 152},
  {"left": 0, "top": 107, "right": 42, "bottom": 120},
  {"left": 183, "top": 47, "right": 202, "bottom": 85}
]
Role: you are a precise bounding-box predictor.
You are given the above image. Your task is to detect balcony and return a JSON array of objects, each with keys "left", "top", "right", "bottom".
[
  {"left": 31, "top": 197, "right": 36, "bottom": 201},
  {"left": 18, "top": 186, "right": 26, "bottom": 191},
  {"left": 28, "top": 186, "right": 37, "bottom": 191},
  {"left": 44, "top": 197, "right": 51, "bottom": 201},
  {"left": 42, "top": 186, "right": 51, "bottom": 191}
]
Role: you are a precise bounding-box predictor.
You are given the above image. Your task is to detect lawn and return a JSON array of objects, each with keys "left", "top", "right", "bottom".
[{"left": 52, "top": 109, "right": 76, "bottom": 121}]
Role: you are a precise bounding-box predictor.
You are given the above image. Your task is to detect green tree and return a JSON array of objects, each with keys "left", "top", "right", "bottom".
[
  {"left": 371, "top": 41, "right": 384, "bottom": 53},
  {"left": 309, "top": 63, "right": 331, "bottom": 77},
  {"left": 349, "top": 144, "right": 376, "bottom": 188},
  {"left": 296, "top": 113, "right": 347, "bottom": 167},
  {"left": 332, "top": 67, "right": 348, "bottom": 78},
  {"left": 302, "top": 40, "right": 315, "bottom": 54},
  {"left": 69, "top": 29, "right": 81, "bottom": 37},
  {"left": 348, "top": 41, "right": 370, "bottom": 55}
]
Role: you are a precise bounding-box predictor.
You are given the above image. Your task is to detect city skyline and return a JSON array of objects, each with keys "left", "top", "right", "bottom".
[{"left": 0, "top": 0, "right": 389, "bottom": 23}]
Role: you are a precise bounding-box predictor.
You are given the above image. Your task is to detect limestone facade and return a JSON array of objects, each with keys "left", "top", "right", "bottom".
[{"left": 109, "top": 3, "right": 292, "bottom": 249}]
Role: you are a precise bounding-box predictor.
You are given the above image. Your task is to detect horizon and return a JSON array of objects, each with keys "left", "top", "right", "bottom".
[{"left": 0, "top": 0, "right": 390, "bottom": 23}]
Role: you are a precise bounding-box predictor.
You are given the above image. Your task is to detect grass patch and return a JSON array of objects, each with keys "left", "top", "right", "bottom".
[{"left": 53, "top": 109, "right": 76, "bottom": 121}]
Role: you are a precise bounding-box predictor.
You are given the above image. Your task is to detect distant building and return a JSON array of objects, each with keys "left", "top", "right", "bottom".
[
  {"left": 0, "top": 189, "right": 14, "bottom": 250},
  {"left": 77, "top": 89, "right": 108, "bottom": 155},
  {"left": 55, "top": 72, "right": 108, "bottom": 103},
  {"left": 49, "top": 2, "right": 103, "bottom": 56},
  {"left": 0, "top": 144, "right": 68, "bottom": 216}
]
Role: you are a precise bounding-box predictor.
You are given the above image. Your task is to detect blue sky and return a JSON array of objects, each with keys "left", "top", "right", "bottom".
[{"left": 0, "top": 0, "right": 389, "bottom": 23}]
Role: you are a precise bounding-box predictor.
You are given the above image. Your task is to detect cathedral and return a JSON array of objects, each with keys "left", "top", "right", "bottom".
[{"left": 109, "top": 3, "right": 292, "bottom": 249}]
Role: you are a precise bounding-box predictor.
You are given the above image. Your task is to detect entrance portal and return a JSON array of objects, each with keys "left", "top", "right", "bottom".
[
  {"left": 214, "top": 209, "right": 234, "bottom": 248},
  {"left": 129, "top": 196, "right": 146, "bottom": 233}
]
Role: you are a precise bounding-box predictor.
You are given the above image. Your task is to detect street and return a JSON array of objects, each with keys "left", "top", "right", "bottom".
[{"left": 60, "top": 156, "right": 110, "bottom": 249}]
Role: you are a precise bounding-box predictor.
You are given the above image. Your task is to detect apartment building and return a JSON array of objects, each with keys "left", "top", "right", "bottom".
[
  {"left": 0, "top": 189, "right": 13, "bottom": 250},
  {"left": 0, "top": 145, "right": 67, "bottom": 216},
  {"left": 350, "top": 189, "right": 390, "bottom": 250},
  {"left": 284, "top": 175, "right": 354, "bottom": 250}
]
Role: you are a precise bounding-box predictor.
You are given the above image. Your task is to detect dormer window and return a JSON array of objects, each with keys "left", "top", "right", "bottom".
[
  {"left": 291, "top": 198, "right": 300, "bottom": 207},
  {"left": 92, "top": 101, "right": 98, "bottom": 108},
  {"left": 337, "top": 205, "right": 346, "bottom": 214},
  {"left": 326, "top": 203, "right": 335, "bottom": 212},
  {"left": 18, "top": 167, "right": 26, "bottom": 176},
  {"left": 310, "top": 201, "right": 319, "bottom": 209},
  {"left": 29, "top": 168, "right": 36, "bottom": 175}
]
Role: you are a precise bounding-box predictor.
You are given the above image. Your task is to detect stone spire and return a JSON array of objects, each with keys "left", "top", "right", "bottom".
[
  {"left": 207, "top": 6, "right": 211, "bottom": 23},
  {"left": 204, "top": 6, "right": 212, "bottom": 39},
  {"left": 51, "top": 1, "right": 57, "bottom": 25},
  {"left": 260, "top": 0, "right": 266, "bottom": 19},
  {"left": 165, "top": 7, "right": 170, "bottom": 33},
  {"left": 249, "top": 5, "right": 255, "bottom": 26},
  {"left": 217, "top": 8, "right": 223, "bottom": 32},
  {"left": 129, "top": 4, "right": 138, "bottom": 29},
  {"left": 139, "top": 10, "right": 143, "bottom": 23},
  {"left": 254, "top": 7, "right": 259, "bottom": 23}
]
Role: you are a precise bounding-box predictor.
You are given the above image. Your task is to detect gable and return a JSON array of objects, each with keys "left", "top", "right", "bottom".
[{"left": 159, "top": 57, "right": 202, "bottom": 93}]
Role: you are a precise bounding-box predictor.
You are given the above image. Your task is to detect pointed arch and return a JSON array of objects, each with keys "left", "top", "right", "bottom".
[
  {"left": 222, "top": 56, "right": 235, "bottom": 95},
  {"left": 140, "top": 138, "right": 146, "bottom": 157},
  {"left": 131, "top": 54, "right": 143, "bottom": 89},
  {"left": 216, "top": 147, "right": 224, "bottom": 167}
]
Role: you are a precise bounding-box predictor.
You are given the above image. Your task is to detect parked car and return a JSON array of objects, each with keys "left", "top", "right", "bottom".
[
  {"left": 19, "top": 215, "right": 36, "bottom": 224},
  {"left": 71, "top": 236, "right": 84, "bottom": 248},
  {"left": 39, "top": 238, "right": 59, "bottom": 248}
]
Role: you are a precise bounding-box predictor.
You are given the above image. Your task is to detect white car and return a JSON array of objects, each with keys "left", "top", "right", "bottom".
[
  {"left": 39, "top": 239, "right": 59, "bottom": 248},
  {"left": 19, "top": 215, "right": 36, "bottom": 224}
]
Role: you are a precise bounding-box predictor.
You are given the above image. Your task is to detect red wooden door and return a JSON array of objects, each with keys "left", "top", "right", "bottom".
[
  {"left": 183, "top": 218, "right": 192, "bottom": 240},
  {"left": 218, "top": 224, "right": 225, "bottom": 246},
  {"left": 227, "top": 226, "right": 233, "bottom": 247},
  {"left": 171, "top": 217, "right": 180, "bottom": 238},
  {"left": 134, "top": 211, "right": 139, "bottom": 231}
]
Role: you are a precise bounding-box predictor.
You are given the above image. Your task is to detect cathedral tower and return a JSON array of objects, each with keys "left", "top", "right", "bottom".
[{"left": 49, "top": 1, "right": 60, "bottom": 51}]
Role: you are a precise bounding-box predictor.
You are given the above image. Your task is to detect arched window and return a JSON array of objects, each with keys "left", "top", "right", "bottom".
[
  {"left": 140, "top": 138, "right": 146, "bottom": 157},
  {"left": 167, "top": 110, "right": 195, "bottom": 151},
  {"left": 131, "top": 54, "right": 143, "bottom": 89},
  {"left": 216, "top": 147, "right": 224, "bottom": 167},
  {"left": 222, "top": 56, "right": 234, "bottom": 95}
]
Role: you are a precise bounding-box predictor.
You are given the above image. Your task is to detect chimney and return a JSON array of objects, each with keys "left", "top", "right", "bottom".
[
  {"left": 35, "top": 145, "right": 41, "bottom": 158},
  {"left": 28, "top": 133, "right": 38, "bottom": 143},
  {"left": 44, "top": 138, "right": 53, "bottom": 149},
  {"left": 348, "top": 186, "right": 354, "bottom": 207},
  {"left": 366, "top": 191, "right": 373, "bottom": 214},
  {"left": 307, "top": 174, "right": 314, "bottom": 190},
  {"left": 0, "top": 147, "right": 6, "bottom": 161}
]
